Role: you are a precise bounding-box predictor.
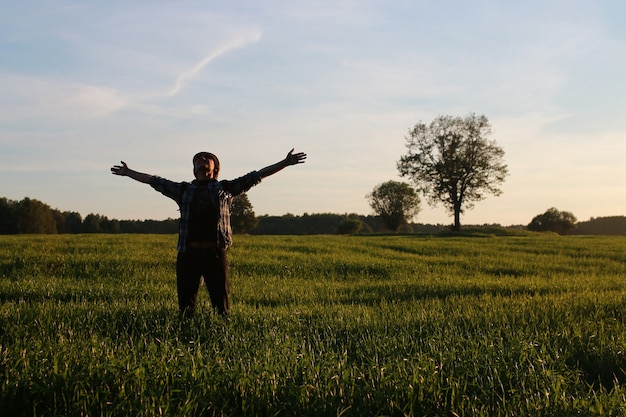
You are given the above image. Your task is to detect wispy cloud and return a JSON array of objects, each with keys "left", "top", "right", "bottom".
[
  {"left": 62, "top": 85, "right": 128, "bottom": 117},
  {"left": 167, "top": 31, "right": 262, "bottom": 96},
  {"left": 0, "top": 73, "right": 127, "bottom": 121}
]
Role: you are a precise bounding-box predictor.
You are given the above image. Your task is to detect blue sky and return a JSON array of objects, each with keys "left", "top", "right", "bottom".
[{"left": 1, "top": 0, "right": 624, "bottom": 226}]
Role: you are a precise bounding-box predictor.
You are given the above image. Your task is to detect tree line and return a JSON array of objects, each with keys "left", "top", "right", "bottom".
[
  {"left": 2, "top": 195, "right": 624, "bottom": 236},
  {"left": 573, "top": 216, "right": 626, "bottom": 236},
  {"left": 0, "top": 195, "right": 451, "bottom": 235},
  {"left": 0, "top": 197, "right": 179, "bottom": 234}
]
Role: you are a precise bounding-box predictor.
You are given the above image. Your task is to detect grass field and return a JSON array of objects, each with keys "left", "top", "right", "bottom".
[{"left": 1, "top": 232, "right": 626, "bottom": 416}]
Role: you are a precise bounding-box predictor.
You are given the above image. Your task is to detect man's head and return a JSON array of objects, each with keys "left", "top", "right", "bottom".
[{"left": 192, "top": 152, "right": 220, "bottom": 180}]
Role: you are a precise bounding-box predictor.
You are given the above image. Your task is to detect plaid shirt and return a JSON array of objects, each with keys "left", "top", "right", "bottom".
[{"left": 150, "top": 171, "right": 262, "bottom": 252}]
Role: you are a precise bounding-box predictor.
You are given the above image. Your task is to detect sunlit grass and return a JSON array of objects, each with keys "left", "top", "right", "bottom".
[{"left": 1, "top": 234, "right": 626, "bottom": 416}]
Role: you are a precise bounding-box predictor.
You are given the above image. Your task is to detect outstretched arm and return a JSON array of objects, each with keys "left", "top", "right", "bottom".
[
  {"left": 257, "top": 149, "right": 307, "bottom": 179},
  {"left": 110, "top": 161, "right": 154, "bottom": 184}
]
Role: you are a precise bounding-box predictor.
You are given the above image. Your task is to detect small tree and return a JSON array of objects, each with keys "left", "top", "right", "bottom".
[
  {"left": 527, "top": 207, "right": 577, "bottom": 235},
  {"left": 398, "top": 113, "right": 508, "bottom": 231},
  {"left": 230, "top": 194, "right": 258, "bottom": 234},
  {"left": 337, "top": 216, "right": 363, "bottom": 235},
  {"left": 366, "top": 181, "right": 421, "bottom": 232}
]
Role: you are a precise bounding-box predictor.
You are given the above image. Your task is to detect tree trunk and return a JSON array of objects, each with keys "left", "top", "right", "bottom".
[{"left": 453, "top": 204, "right": 461, "bottom": 231}]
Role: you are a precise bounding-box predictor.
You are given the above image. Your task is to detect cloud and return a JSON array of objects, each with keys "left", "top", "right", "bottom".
[
  {"left": 0, "top": 73, "right": 128, "bottom": 122},
  {"left": 61, "top": 85, "right": 127, "bottom": 117},
  {"left": 167, "top": 31, "right": 262, "bottom": 96}
]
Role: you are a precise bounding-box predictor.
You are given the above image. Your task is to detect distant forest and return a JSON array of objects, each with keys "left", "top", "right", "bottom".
[
  {"left": 572, "top": 216, "right": 626, "bottom": 236},
  {"left": 1, "top": 196, "right": 625, "bottom": 236}
]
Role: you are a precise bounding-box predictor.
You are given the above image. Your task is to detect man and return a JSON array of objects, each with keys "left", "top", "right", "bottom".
[{"left": 110, "top": 148, "right": 307, "bottom": 316}]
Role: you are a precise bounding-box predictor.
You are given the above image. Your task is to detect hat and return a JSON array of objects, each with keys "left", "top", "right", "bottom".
[{"left": 192, "top": 152, "right": 220, "bottom": 179}]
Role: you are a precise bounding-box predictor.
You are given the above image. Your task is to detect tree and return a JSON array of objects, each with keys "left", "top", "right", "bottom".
[
  {"left": 83, "top": 214, "right": 103, "bottom": 233},
  {"left": 51, "top": 209, "right": 83, "bottom": 234},
  {"left": 0, "top": 197, "right": 18, "bottom": 234},
  {"left": 398, "top": 113, "right": 508, "bottom": 231},
  {"left": 527, "top": 207, "right": 577, "bottom": 235},
  {"left": 337, "top": 216, "right": 363, "bottom": 235},
  {"left": 230, "top": 194, "right": 258, "bottom": 234},
  {"left": 366, "top": 181, "right": 421, "bottom": 232},
  {"left": 16, "top": 198, "right": 57, "bottom": 234},
  {"left": 62, "top": 211, "right": 84, "bottom": 234},
  {"left": 100, "top": 216, "right": 121, "bottom": 233}
]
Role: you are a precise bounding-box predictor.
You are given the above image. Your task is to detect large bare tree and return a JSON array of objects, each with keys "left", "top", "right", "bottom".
[{"left": 397, "top": 114, "right": 508, "bottom": 230}]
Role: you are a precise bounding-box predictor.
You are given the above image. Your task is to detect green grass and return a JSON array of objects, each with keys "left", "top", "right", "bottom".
[{"left": 1, "top": 233, "right": 626, "bottom": 416}]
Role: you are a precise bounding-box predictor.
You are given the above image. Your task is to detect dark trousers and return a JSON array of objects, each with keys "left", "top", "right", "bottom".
[{"left": 176, "top": 248, "right": 229, "bottom": 316}]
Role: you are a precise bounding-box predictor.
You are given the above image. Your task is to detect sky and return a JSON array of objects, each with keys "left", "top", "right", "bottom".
[{"left": 1, "top": 0, "right": 625, "bottom": 226}]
